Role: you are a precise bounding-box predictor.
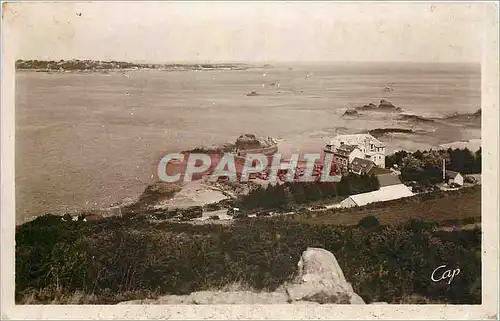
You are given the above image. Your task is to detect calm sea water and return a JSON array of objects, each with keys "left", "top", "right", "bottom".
[{"left": 15, "top": 63, "right": 481, "bottom": 222}]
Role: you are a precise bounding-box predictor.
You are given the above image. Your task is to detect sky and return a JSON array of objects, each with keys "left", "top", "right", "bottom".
[{"left": 4, "top": 2, "right": 485, "bottom": 63}]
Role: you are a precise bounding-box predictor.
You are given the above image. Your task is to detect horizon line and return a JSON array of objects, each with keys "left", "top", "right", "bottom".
[{"left": 15, "top": 58, "right": 481, "bottom": 65}]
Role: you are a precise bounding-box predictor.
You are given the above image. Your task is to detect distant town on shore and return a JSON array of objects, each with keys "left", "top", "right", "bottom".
[{"left": 15, "top": 59, "right": 254, "bottom": 72}]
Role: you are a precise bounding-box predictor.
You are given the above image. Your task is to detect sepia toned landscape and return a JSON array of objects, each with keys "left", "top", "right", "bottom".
[{"left": 10, "top": 2, "right": 487, "bottom": 308}]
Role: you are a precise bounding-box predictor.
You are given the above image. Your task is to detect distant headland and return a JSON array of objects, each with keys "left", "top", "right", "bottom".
[{"left": 15, "top": 59, "right": 254, "bottom": 72}]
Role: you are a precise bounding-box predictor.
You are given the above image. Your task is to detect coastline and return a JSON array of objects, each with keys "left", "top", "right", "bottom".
[
  {"left": 15, "top": 67, "right": 481, "bottom": 223},
  {"left": 16, "top": 67, "right": 252, "bottom": 73},
  {"left": 15, "top": 135, "right": 481, "bottom": 226}
]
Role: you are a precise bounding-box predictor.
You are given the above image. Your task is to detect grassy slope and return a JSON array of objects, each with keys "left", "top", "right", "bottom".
[
  {"left": 15, "top": 187, "right": 481, "bottom": 304},
  {"left": 289, "top": 186, "right": 481, "bottom": 226}
]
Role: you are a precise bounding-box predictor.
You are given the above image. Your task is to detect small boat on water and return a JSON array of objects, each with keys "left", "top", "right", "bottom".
[{"left": 384, "top": 85, "right": 394, "bottom": 92}]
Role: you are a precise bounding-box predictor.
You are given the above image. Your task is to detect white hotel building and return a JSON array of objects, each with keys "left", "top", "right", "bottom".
[{"left": 324, "top": 134, "right": 386, "bottom": 173}]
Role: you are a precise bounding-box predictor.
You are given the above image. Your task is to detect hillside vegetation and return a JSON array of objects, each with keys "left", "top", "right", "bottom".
[
  {"left": 289, "top": 186, "right": 480, "bottom": 226},
  {"left": 16, "top": 187, "right": 481, "bottom": 305}
]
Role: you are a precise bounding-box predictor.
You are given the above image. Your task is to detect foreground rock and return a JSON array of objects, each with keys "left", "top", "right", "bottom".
[
  {"left": 118, "top": 247, "right": 364, "bottom": 305},
  {"left": 286, "top": 248, "right": 365, "bottom": 304}
]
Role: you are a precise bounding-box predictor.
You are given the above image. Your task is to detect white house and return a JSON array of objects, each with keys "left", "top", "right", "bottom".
[
  {"left": 325, "top": 134, "right": 386, "bottom": 169},
  {"left": 445, "top": 170, "right": 464, "bottom": 186},
  {"left": 324, "top": 144, "right": 365, "bottom": 173}
]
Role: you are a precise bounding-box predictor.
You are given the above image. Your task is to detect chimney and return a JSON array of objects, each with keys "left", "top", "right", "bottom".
[{"left": 442, "top": 158, "right": 446, "bottom": 180}]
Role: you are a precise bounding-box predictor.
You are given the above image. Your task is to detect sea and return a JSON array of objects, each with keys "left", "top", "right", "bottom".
[{"left": 15, "top": 63, "right": 481, "bottom": 223}]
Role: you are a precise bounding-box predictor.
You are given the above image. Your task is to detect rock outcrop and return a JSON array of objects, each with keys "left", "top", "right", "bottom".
[
  {"left": 378, "top": 99, "right": 397, "bottom": 110},
  {"left": 368, "top": 127, "right": 413, "bottom": 138},
  {"left": 356, "top": 103, "right": 378, "bottom": 110},
  {"left": 397, "top": 114, "right": 435, "bottom": 123},
  {"left": 342, "top": 108, "right": 360, "bottom": 117},
  {"left": 118, "top": 247, "right": 364, "bottom": 305},
  {"left": 356, "top": 100, "right": 402, "bottom": 112},
  {"left": 235, "top": 133, "right": 261, "bottom": 147},
  {"left": 286, "top": 248, "right": 365, "bottom": 304},
  {"left": 121, "top": 182, "right": 182, "bottom": 214}
]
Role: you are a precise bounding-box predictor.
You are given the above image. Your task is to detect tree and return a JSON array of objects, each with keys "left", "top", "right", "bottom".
[
  {"left": 290, "top": 182, "right": 307, "bottom": 204},
  {"left": 421, "top": 150, "right": 449, "bottom": 183},
  {"left": 385, "top": 150, "right": 409, "bottom": 169},
  {"left": 336, "top": 176, "right": 351, "bottom": 196},
  {"left": 473, "top": 148, "right": 481, "bottom": 173},
  {"left": 369, "top": 174, "right": 380, "bottom": 190},
  {"left": 304, "top": 183, "right": 322, "bottom": 201},
  {"left": 401, "top": 155, "right": 426, "bottom": 183},
  {"left": 318, "top": 182, "right": 337, "bottom": 198},
  {"left": 262, "top": 185, "right": 276, "bottom": 208},
  {"left": 449, "top": 148, "right": 475, "bottom": 174},
  {"left": 413, "top": 150, "right": 424, "bottom": 160},
  {"left": 243, "top": 186, "right": 265, "bottom": 209},
  {"left": 272, "top": 184, "right": 288, "bottom": 207}
]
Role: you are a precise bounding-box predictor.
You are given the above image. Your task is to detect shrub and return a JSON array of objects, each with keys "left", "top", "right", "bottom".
[
  {"left": 358, "top": 215, "right": 380, "bottom": 228},
  {"left": 405, "top": 219, "right": 438, "bottom": 232}
]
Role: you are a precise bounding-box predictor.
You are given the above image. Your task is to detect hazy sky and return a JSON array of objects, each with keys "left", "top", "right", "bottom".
[{"left": 5, "top": 2, "right": 485, "bottom": 63}]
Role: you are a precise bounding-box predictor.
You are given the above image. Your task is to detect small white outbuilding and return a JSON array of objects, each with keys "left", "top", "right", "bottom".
[{"left": 445, "top": 170, "right": 464, "bottom": 186}]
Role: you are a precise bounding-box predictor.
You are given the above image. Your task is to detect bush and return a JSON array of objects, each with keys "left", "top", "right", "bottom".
[
  {"left": 358, "top": 215, "right": 380, "bottom": 228},
  {"left": 239, "top": 178, "right": 378, "bottom": 211},
  {"left": 405, "top": 219, "right": 438, "bottom": 232}
]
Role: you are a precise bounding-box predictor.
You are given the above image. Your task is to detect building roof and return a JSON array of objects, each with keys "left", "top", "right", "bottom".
[
  {"left": 334, "top": 144, "right": 359, "bottom": 156},
  {"left": 337, "top": 144, "right": 357, "bottom": 152},
  {"left": 367, "top": 167, "right": 401, "bottom": 187},
  {"left": 376, "top": 173, "right": 402, "bottom": 187},
  {"left": 351, "top": 157, "right": 375, "bottom": 174},
  {"left": 445, "top": 170, "right": 461, "bottom": 178},
  {"left": 329, "top": 134, "right": 385, "bottom": 148},
  {"left": 368, "top": 167, "right": 394, "bottom": 176},
  {"left": 342, "top": 184, "right": 413, "bottom": 207}
]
